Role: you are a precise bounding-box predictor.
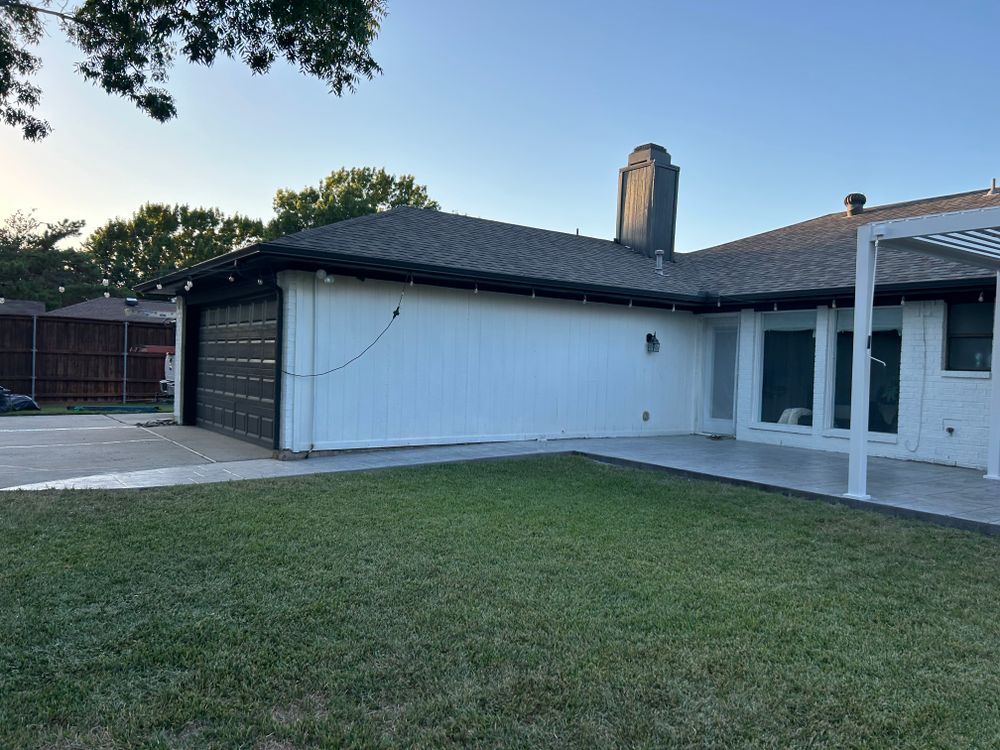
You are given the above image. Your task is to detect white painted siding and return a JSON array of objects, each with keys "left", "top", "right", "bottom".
[
  {"left": 279, "top": 271, "right": 699, "bottom": 452},
  {"left": 731, "top": 301, "right": 994, "bottom": 470}
]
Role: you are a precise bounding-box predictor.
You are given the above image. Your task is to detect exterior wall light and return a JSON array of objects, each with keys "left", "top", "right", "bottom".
[{"left": 646, "top": 332, "right": 660, "bottom": 353}]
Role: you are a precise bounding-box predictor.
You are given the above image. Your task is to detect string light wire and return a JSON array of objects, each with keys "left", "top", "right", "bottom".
[{"left": 281, "top": 285, "right": 406, "bottom": 378}]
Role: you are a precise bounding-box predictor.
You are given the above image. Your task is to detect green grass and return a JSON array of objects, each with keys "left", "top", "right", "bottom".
[
  {"left": 3, "top": 456, "right": 1000, "bottom": 749},
  {"left": 0, "top": 401, "right": 171, "bottom": 416}
]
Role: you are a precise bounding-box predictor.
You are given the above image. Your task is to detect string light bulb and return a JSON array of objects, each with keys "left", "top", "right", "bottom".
[
  {"left": 582, "top": 295, "right": 588, "bottom": 305},
  {"left": 473, "top": 284, "right": 478, "bottom": 294},
  {"left": 228, "top": 275, "right": 236, "bottom": 283},
  {"left": 979, "top": 291, "right": 985, "bottom": 303},
  {"left": 155, "top": 283, "right": 162, "bottom": 290},
  {"left": 102, "top": 278, "right": 109, "bottom": 287},
  {"left": 58, "top": 286, "right": 65, "bottom": 294},
  {"left": 103, "top": 291, "right": 110, "bottom": 298},
  {"left": 900, "top": 296, "right": 906, "bottom": 306},
  {"left": 0, "top": 297, "right": 5, "bottom": 305}
]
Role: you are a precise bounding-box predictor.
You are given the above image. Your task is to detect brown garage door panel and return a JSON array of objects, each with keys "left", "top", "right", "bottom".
[{"left": 196, "top": 295, "right": 278, "bottom": 447}]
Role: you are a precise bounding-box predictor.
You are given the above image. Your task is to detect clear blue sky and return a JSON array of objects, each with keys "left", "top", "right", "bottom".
[{"left": 2, "top": 0, "right": 998, "bottom": 252}]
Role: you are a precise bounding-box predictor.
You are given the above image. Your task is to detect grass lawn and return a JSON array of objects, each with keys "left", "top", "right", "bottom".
[
  {"left": 0, "top": 402, "right": 172, "bottom": 417},
  {"left": 3, "top": 456, "right": 1000, "bottom": 748}
]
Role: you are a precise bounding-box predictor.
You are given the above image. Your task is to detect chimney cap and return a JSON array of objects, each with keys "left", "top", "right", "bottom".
[
  {"left": 844, "top": 193, "right": 867, "bottom": 216},
  {"left": 628, "top": 143, "right": 673, "bottom": 167}
]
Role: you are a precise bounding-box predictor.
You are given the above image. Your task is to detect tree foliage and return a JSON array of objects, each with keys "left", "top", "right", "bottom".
[
  {"left": 0, "top": 211, "right": 102, "bottom": 308},
  {"left": 85, "top": 203, "right": 263, "bottom": 291},
  {"left": 1, "top": 0, "right": 386, "bottom": 139},
  {"left": 267, "top": 167, "right": 440, "bottom": 238}
]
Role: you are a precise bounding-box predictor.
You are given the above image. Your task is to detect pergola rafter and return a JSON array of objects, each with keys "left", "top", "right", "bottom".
[{"left": 847, "top": 205, "right": 1000, "bottom": 499}]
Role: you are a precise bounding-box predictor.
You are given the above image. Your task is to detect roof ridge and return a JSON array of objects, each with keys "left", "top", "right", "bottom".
[
  {"left": 271, "top": 205, "right": 414, "bottom": 243},
  {"left": 688, "top": 187, "right": 998, "bottom": 255},
  {"left": 428, "top": 209, "right": 619, "bottom": 245}
]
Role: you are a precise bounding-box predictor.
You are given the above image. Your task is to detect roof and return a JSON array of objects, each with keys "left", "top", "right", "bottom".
[
  {"left": 682, "top": 189, "right": 1000, "bottom": 298},
  {"left": 263, "top": 207, "right": 705, "bottom": 300},
  {"left": 0, "top": 299, "right": 45, "bottom": 316},
  {"left": 44, "top": 297, "right": 176, "bottom": 322},
  {"left": 140, "top": 187, "right": 1000, "bottom": 307}
]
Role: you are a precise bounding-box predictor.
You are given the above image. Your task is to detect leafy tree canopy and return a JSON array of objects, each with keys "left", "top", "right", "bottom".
[
  {"left": 1, "top": 0, "right": 386, "bottom": 140},
  {"left": 85, "top": 203, "right": 263, "bottom": 291},
  {"left": 266, "top": 167, "right": 440, "bottom": 238},
  {"left": 0, "top": 211, "right": 102, "bottom": 308}
]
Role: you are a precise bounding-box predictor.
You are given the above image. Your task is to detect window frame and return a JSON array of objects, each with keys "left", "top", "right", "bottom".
[
  {"left": 826, "top": 306, "right": 903, "bottom": 436},
  {"left": 751, "top": 310, "right": 817, "bottom": 434},
  {"left": 944, "top": 301, "right": 994, "bottom": 373}
]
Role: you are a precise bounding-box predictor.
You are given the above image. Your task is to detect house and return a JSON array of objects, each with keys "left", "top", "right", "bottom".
[
  {"left": 45, "top": 296, "right": 177, "bottom": 323},
  {"left": 0, "top": 299, "right": 45, "bottom": 316},
  {"left": 138, "top": 144, "right": 999, "bottom": 476}
]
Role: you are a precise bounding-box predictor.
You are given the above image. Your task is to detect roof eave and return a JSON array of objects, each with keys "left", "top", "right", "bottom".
[{"left": 138, "top": 241, "right": 706, "bottom": 306}]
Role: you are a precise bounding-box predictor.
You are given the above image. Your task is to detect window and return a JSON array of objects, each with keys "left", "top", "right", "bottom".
[
  {"left": 831, "top": 308, "right": 901, "bottom": 434},
  {"left": 759, "top": 312, "right": 815, "bottom": 425},
  {"left": 831, "top": 307, "right": 902, "bottom": 434},
  {"left": 946, "top": 302, "right": 994, "bottom": 372}
]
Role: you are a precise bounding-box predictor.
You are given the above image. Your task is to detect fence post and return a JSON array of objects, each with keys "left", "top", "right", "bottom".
[
  {"left": 30, "top": 315, "right": 37, "bottom": 401},
  {"left": 123, "top": 321, "right": 128, "bottom": 404}
]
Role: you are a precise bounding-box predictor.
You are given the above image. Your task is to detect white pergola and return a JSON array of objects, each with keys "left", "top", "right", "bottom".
[{"left": 847, "top": 206, "right": 1000, "bottom": 499}]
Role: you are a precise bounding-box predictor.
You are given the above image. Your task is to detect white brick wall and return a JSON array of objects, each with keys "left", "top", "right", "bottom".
[{"left": 733, "top": 301, "right": 993, "bottom": 470}]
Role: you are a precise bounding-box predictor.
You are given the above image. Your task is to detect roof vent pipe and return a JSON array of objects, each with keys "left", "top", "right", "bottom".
[
  {"left": 655, "top": 249, "right": 664, "bottom": 275},
  {"left": 988, "top": 178, "right": 999, "bottom": 196},
  {"left": 844, "top": 193, "right": 867, "bottom": 216}
]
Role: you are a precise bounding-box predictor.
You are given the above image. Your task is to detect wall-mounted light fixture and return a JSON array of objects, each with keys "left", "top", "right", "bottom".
[{"left": 646, "top": 332, "right": 660, "bottom": 353}]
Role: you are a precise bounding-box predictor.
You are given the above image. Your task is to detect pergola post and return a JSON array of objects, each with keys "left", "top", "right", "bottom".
[
  {"left": 846, "top": 227, "right": 877, "bottom": 499},
  {"left": 988, "top": 271, "right": 1000, "bottom": 480}
]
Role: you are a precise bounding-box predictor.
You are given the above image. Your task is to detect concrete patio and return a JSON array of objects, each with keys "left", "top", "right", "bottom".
[{"left": 5, "top": 433, "right": 998, "bottom": 535}]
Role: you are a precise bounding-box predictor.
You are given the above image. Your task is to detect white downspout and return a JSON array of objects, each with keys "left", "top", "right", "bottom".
[
  {"left": 846, "top": 226, "right": 878, "bottom": 499},
  {"left": 986, "top": 271, "right": 1000, "bottom": 480}
]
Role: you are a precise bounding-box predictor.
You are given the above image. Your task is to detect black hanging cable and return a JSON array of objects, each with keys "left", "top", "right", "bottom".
[{"left": 280, "top": 285, "right": 405, "bottom": 378}]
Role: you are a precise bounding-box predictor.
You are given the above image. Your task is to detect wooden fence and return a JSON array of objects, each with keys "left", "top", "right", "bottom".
[{"left": 0, "top": 315, "right": 176, "bottom": 402}]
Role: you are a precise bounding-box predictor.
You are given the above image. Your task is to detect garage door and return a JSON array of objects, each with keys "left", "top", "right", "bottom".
[{"left": 196, "top": 295, "right": 278, "bottom": 446}]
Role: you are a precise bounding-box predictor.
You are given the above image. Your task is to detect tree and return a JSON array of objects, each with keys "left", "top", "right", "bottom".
[
  {"left": 85, "top": 203, "right": 263, "bottom": 291},
  {"left": 266, "top": 167, "right": 440, "bottom": 238},
  {"left": 0, "top": 211, "right": 103, "bottom": 308},
  {"left": 1, "top": 0, "right": 386, "bottom": 140}
]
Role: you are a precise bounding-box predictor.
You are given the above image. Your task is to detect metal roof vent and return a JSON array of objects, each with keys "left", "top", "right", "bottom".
[
  {"left": 844, "top": 193, "right": 867, "bottom": 216},
  {"left": 125, "top": 297, "right": 139, "bottom": 306}
]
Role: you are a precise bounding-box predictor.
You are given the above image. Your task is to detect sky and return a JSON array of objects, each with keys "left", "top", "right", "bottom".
[{"left": 2, "top": 0, "right": 999, "bottom": 253}]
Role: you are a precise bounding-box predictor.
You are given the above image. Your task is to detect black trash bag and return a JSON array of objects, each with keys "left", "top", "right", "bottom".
[{"left": 0, "top": 387, "right": 40, "bottom": 413}]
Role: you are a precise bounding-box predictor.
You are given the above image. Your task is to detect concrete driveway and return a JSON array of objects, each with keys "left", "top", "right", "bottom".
[{"left": 0, "top": 413, "right": 272, "bottom": 489}]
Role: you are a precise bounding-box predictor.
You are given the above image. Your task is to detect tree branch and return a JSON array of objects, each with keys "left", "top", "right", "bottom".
[{"left": 0, "top": 0, "right": 94, "bottom": 27}]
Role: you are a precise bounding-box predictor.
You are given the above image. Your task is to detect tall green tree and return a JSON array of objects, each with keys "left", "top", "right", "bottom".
[
  {"left": 1, "top": 0, "right": 386, "bottom": 140},
  {"left": 0, "top": 211, "right": 102, "bottom": 308},
  {"left": 266, "top": 167, "right": 440, "bottom": 238},
  {"left": 85, "top": 203, "right": 263, "bottom": 291}
]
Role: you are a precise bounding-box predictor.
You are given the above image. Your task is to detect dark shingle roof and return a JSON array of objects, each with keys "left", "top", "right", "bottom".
[
  {"left": 0, "top": 299, "right": 45, "bottom": 316},
  {"left": 265, "top": 207, "right": 704, "bottom": 299},
  {"left": 45, "top": 297, "right": 176, "bottom": 322},
  {"left": 682, "top": 189, "right": 1000, "bottom": 298},
  {"left": 146, "top": 187, "right": 1000, "bottom": 305}
]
